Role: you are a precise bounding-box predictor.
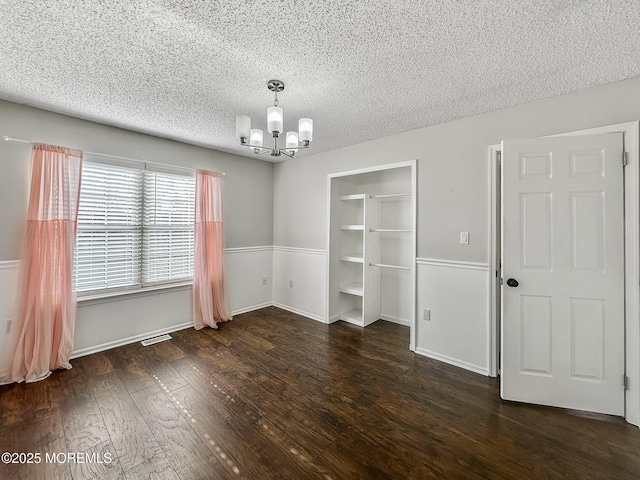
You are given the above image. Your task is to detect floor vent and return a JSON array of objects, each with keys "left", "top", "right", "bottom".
[{"left": 141, "top": 334, "right": 172, "bottom": 346}]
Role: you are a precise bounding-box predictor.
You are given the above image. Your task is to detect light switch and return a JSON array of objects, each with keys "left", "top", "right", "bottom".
[{"left": 460, "top": 232, "right": 469, "bottom": 244}]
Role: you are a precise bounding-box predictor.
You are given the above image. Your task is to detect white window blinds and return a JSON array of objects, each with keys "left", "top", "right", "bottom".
[
  {"left": 76, "top": 162, "right": 143, "bottom": 292},
  {"left": 75, "top": 158, "right": 195, "bottom": 294},
  {"left": 143, "top": 170, "right": 195, "bottom": 285}
]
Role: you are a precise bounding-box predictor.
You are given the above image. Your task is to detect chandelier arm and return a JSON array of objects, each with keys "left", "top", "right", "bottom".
[
  {"left": 279, "top": 150, "right": 294, "bottom": 159},
  {"left": 278, "top": 145, "right": 310, "bottom": 152},
  {"left": 242, "top": 144, "right": 268, "bottom": 150},
  {"left": 241, "top": 144, "right": 309, "bottom": 152}
]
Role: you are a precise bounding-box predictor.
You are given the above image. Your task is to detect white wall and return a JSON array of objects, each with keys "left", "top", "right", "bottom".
[
  {"left": 416, "top": 259, "right": 490, "bottom": 375},
  {"left": 0, "top": 100, "right": 274, "bottom": 357},
  {"left": 273, "top": 75, "right": 640, "bottom": 377},
  {"left": 0, "top": 261, "right": 18, "bottom": 371},
  {"left": 272, "top": 247, "right": 327, "bottom": 321},
  {"left": 225, "top": 247, "right": 273, "bottom": 314}
]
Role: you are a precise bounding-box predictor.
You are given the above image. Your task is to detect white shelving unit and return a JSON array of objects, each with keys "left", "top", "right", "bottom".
[
  {"left": 339, "top": 282, "right": 364, "bottom": 296},
  {"left": 341, "top": 194, "right": 365, "bottom": 201},
  {"left": 327, "top": 162, "right": 415, "bottom": 334},
  {"left": 335, "top": 193, "right": 366, "bottom": 325},
  {"left": 369, "top": 228, "right": 411, "bottom": 233},
  {"left": 370, "top": 193, "right": 411, "bottom": 199},
  {"left": 340, "top": 253, "right": 364, "bottom": 263},
  {"left": 340, "top": 308, "right": 363, "bottom": 325}
]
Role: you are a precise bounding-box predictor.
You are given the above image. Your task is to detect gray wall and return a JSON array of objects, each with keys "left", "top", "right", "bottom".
[
  {"left": 0, "top": 99, "right": 273, "bottom": 260},
  {"left": 274, "top": 75, "right": 640, "bottom": 263},
  {"left": 0, "top": 99, "right": 274, "bottom": 356}
]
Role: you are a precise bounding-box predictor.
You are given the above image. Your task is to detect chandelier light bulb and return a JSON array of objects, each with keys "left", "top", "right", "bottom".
[
  {"left": 250, "top": 129, "right": 263, "bottom": 154},
  {"left": 235, "top": 115, "right": 251, "bottom": 139},
  {"left": 286, "top": 131, "right": 298, "bottom": 155},
  {"left": 299, "top": 118, "right": 313, "bottom": 143},
  {"left": 267, "top": 106, "right": 283, "bottom": 135},
  {"left": 286, "top": 131, "right": 298, "bottom": 149}
]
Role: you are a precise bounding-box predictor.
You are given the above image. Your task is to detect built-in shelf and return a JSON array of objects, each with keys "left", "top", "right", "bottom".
[
  {"left": 340, "top": 308, "right": 363, "bottom": 325},
  {"left": 341, "top": 224, "right": 365, "bottom": 231},
  {"left": 339, "top": 282, "right": 363, "bottom": 296},
  {"left": 340, "top": 253, "right": 364, "bottom": 263},
  {"left": 341, "top": 194, "right": 366, "bottom": 201},
  {"left": 370, "top": 193, "right": 411, "bottom": 199},
  {"left": 369, "top": 262, "right": 411, "bottom": 271},
  {"left": 330, "top": 164, "right": 414, "bottom": 331}
]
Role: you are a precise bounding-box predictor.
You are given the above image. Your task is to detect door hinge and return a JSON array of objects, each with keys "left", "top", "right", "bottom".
[
  {"left": 622, "top": 151, "right": 628, "bottom": 166},
  {"left": 624, "top": 375, "right": 630, "bottom": 390}
]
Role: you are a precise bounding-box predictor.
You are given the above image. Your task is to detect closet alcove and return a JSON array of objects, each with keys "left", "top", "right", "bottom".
[{"left": 326, "top": 160, "right": 417, "bottom": 349}]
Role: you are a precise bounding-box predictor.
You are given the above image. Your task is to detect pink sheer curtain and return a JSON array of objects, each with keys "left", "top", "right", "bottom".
[
  {"left": 1, "top": 144, "right": 83, "bottom": 384},
  {"left": 193, "top": 170, "right": 232, "bottom": 329}
]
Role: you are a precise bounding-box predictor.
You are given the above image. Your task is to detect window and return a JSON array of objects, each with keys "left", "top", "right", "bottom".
[{"left": 75, "top": 156, "right": 195, "bottom": 295}]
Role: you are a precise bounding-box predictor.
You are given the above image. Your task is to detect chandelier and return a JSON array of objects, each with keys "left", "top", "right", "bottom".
[{"left": 235, "top": 80, "right": 313, "bottom": 158}]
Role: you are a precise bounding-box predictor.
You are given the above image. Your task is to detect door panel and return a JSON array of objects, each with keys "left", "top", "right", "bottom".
[
  {"left": 520, "top": 193, "right": 552, "bottom": 270},
  {"left": 501, "top": 133, "right": 624, "bottom": 415},
  {"left": 570, "top": 192, "right": 604, "bottom": 272},
  {"left": 520, "top": 295, "right": 552, "bottom": 375},
  {"left": 570, "top": 297, "right": 604, "bottom": 380}
]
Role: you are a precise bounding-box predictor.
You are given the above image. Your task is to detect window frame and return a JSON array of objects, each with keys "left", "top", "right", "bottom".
[{"left": 75, "top": 154, "right": 196, "bottom": 301}]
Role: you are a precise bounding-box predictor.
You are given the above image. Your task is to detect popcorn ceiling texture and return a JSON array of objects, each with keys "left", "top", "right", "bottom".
[{"left": 0, "top": 0, "right": 639, "bottom": 162}]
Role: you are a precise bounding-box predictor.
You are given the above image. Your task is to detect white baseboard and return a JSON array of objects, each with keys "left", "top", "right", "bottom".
[
  {"left": 231, "top": 302, "right": 273, "bottom": 316},
  {"left": 379, "top": 314, "right": 411, "bottom": 326},
  {"left": 415, "top": 347, "right": 489, "bottom": 376},
  {"left": 71, "top": 302, "right": 275, "bottom": 359},
  {"left": 70, "top": 321, "right": 193, "bottom": 359},
  {"left": 0, "top": 260, "right": 19, "bottom": 270},
  {"left": 272, "top": 302, "right": 326, "bottom": 323}
]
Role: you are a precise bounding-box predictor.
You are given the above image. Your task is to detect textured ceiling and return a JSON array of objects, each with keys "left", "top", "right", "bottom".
[{"left": 0, "top": 1, "right": 639, "bottom": 162}]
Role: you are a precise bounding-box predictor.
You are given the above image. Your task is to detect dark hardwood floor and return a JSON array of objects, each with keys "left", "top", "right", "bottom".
[{"left": 1, "top": 306, "right": 639, "bottom": 479}]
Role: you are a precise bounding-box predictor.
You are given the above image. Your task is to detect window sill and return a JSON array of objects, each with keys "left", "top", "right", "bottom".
[{"left": 77, "top": 281, "right": 193, "bottom": 306}]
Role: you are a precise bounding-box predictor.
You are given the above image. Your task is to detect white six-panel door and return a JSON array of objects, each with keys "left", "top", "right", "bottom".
[{"left": 501, "top": 133, "right": 625, "bottom": 415}]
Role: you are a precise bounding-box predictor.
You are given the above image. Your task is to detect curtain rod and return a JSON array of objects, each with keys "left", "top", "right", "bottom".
[{"left": 1, "top": 135, "right": 226, "bottom": 176}]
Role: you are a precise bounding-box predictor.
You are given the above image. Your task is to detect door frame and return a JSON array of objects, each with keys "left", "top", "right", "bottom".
[{"left": 488, "top": 121, "right": 640, "bottom": 427}]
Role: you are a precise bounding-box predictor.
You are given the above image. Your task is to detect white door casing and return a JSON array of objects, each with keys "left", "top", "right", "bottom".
[{"left": 501, "top": 133, "right": 625, "bottom": 415}]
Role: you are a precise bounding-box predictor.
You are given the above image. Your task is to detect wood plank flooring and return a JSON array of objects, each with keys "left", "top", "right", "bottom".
[{"left": 1, "top": 305, "right": 639, "bottom": 479}]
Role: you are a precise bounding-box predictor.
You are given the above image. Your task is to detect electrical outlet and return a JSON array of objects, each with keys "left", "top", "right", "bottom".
[
  {"left": 422, "top": 309, "right": 431, "bottom": 321},
  {"left": 5, "top": 319, "right": 11, "bottom": 334},
  {"left": 289, "top": 280, "right": 294, "bottom": 288},
  {"left": 262, "top": 276, "right": 267, "bottom": 285}
]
